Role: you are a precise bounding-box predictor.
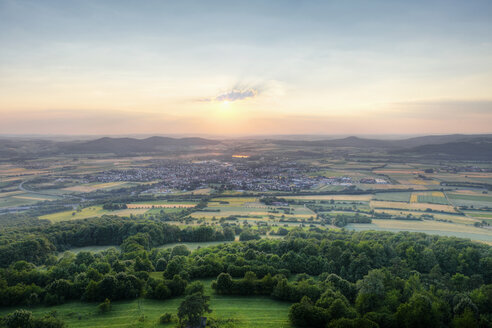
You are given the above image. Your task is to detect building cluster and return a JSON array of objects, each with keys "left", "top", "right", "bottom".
[{"left": 86, "top": 159, "right": 323, "bottom": 192}]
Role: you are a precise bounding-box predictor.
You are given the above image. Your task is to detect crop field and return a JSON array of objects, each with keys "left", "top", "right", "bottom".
[
  {"left": 463, "top": 211, "right": 492, "bottom": 219},
  {"left": 63, "top": 182, "right": 133, "bottom": 193},
  {"left": 284, "top": 195, "right": 373, "bottom": 201},
  {"left": 347, "top": 219, "right": 492, "bottom": 243},
  {"left": 191, "top": 204, "right": 315, "bottom": 219},
  {"left": 373, "top": 192, "right": 411, "bottom": 202},
  {"left": 446, "top": 192, "right": 492, "bottom": 208},
  {"left": 370, "top": 200, "right": 457, "bottom": 213},
  {"left": 0, "top": 195, "right": 40, "bottom": 208},
  {"left": 0, "top": 279, "right": 292, "bottom": 328},
  {"left": 126, "top": 203, "right": 195, "bottom": 209},
  {"left": 410, "top": 191, "right": 449, "bottom": 205},
  {"left": 210, "top": 197, "right": 258, "bottom": 205},
  {"left": 359, "top": 184, "right": 427, "bottom": 190},
  {"left": 372, "top": 209, "right": 476, "bottom": 224}
]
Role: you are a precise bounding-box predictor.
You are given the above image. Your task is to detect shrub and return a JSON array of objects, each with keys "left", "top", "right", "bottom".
[
  {"left": 98, "top": 298, "right": 111, "bottom": 313},
  {"left": 159, "top": 313, "right": 174, "bottom": 324}
]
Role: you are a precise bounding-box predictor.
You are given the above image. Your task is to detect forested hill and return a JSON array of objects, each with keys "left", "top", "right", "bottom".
[
  {"left": 392, "top": 138, "right": 492, "bottom": 160},
  {"left": 0, "top": 217, "right": 491, "bottom": 327},
  {"left": 58, "top": 136, "right": 221, "bottom": 154},
  {"left": 269, "top": 134, "right": 492, "bottom": 149}
]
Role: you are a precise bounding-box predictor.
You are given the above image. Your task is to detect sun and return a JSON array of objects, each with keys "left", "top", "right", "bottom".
[{"left": 222, "top": 100, "right": 230, "bottom": 106}]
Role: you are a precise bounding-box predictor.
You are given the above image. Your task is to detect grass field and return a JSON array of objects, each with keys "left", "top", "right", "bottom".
[
  {"left": 373, "top": 192, "right": 411, "bottom": 202},
  {"left": 127, "top": 203, "right": 195, "bottom": 209},
  {"left": 463, "top": 211, "right": 492, "bottom": 219},
  {"left": 0, "top": 279, "right": 292, "bottom": 328},
  {"left": 191, "top": 204, "right": 316, "bottom": 219},
  {"left": 284, "top": 195, "right": 373, "bottom": 201},
  {"left": 157, "top": 241, "right": 235, "bottom": 250},
  {"left": 347, "top": 220, "right": 492, "bottom": 243},
  {"left": 373, "top": 208, "right": 476, "bottom": 224},
  {"left": 59, "top": 246, "right": 121, "bottom": 256},
  {"left": 39, "top": 206, "right": 150, "bottom": 222},
  {"left": 447, "top": 193, "right": 492, "bottom": 208},
  {"left": 370, "top": 200, "right": 457, "bottom": 213}
]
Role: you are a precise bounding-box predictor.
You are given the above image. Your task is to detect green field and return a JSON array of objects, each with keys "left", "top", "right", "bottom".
[
  {"left": 59, "top": 245, "right": 121, "bottom": 256},
  {"left": 373, "top": 192, "right": 411, "bottom": 202},
  {"left": 39, "top": 206, "right": 151, "bottom": 223},
  {"left": 416, "top": 195, "right": 449, "bottom": 205},
  {"left": 157, "top": 241, "right": 235, "bottom": 250},
  {"left": 0, "top": 279, "right": 292, "bottom": 328},
  {"left": 191, "top": 203, "right": 316, "bottom": 219},
  {"left": 347, "top": 219, "right": 492, "bottom": 243},
  {"left": 447, "top": 193, "right": 492, "bottom": 208}
]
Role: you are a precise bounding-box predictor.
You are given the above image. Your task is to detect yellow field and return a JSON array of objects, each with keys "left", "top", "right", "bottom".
[
  {"left": 39, "top": 206, "right": 151, "bottom": 222},
  {"left": 63, "top": 182, "right": 127, "bottom": 192},
  {"left": 410, "top": 191, "right": 446, "bottom": 203},
  {"left": 211, "top": 197, "right": 258, "bottom": 205},
  {"left": 40, "top": 206, "right": 107, "bottom": 222},
  {"left": 370, "top": 200, "right": 457, "bottom": 213}
]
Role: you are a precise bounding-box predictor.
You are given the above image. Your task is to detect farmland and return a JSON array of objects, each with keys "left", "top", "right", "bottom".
[{"left": 1, "top": 134, "right": 492, "bottom": 327}]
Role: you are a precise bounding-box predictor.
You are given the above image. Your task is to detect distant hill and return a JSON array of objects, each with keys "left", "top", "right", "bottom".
[
  {"left": 58, "top": 136, "right": 221, "bottom": 154},
  {"left": 393, "top": 137, "right": 492, "bottom": 160},
  {"left": 270, "top": 134, "right": 492, "bottom": 149}
]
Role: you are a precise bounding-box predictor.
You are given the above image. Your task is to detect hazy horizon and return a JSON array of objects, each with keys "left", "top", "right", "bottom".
[{"left": 1, "top": 0, "right": 491, "bottom": 135}]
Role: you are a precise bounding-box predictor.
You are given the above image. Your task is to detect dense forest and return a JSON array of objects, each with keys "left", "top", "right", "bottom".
[{"left": 0, "top": 219, "right": 491, "bottom": 327}]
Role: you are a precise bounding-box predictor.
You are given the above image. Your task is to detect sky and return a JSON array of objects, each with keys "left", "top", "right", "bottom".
[{"left": 0, "top": 0, "right": 491, "bottom": 136}]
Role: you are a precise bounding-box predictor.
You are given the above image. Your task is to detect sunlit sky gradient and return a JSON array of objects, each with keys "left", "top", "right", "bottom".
[{"left": 1, "top": 0, "right": 491, "bottom": 135}]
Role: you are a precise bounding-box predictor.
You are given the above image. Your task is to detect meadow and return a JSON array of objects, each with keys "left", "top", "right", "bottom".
[
  {"left": 39, "top": 206, "right": 149, "bottom": 223},
  {"left": 346, "top": 219, "right": 492, "bottom": 243},
  {"left": 0, "top": 279, "right": 292, "bottom": 328}
]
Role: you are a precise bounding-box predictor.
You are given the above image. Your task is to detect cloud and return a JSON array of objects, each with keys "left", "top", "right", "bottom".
[
  {"left": 197, "top": 87, "right": 259, "bottom": 103},
  {"left": 215, "top": 88, "right": 258, "bottom": 102}
]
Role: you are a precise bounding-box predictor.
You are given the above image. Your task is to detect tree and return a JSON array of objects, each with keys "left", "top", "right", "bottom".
[
  {"left": 185, "top": 281, "right": 204, "bottom": 295},
  {"left": 177, "top": 292, "right": 211, "bottom": 326},
  {"left": 355, "top": 269, "right": 386, "bottom": 313},
  {"left": 396, "top": 293, "right": 440, "bottom": 328},
  {"left": 289, "top": 296, "right": 327, "bottom": 328},
  {"left": 171, "top": 245, "right": 191, "bottom": 257},
  {"left": 213, "top": 273, "right": 233, "bottom": 294},
  {"left": 452, "top": 309, "right": 478, "bottom": 328}
]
